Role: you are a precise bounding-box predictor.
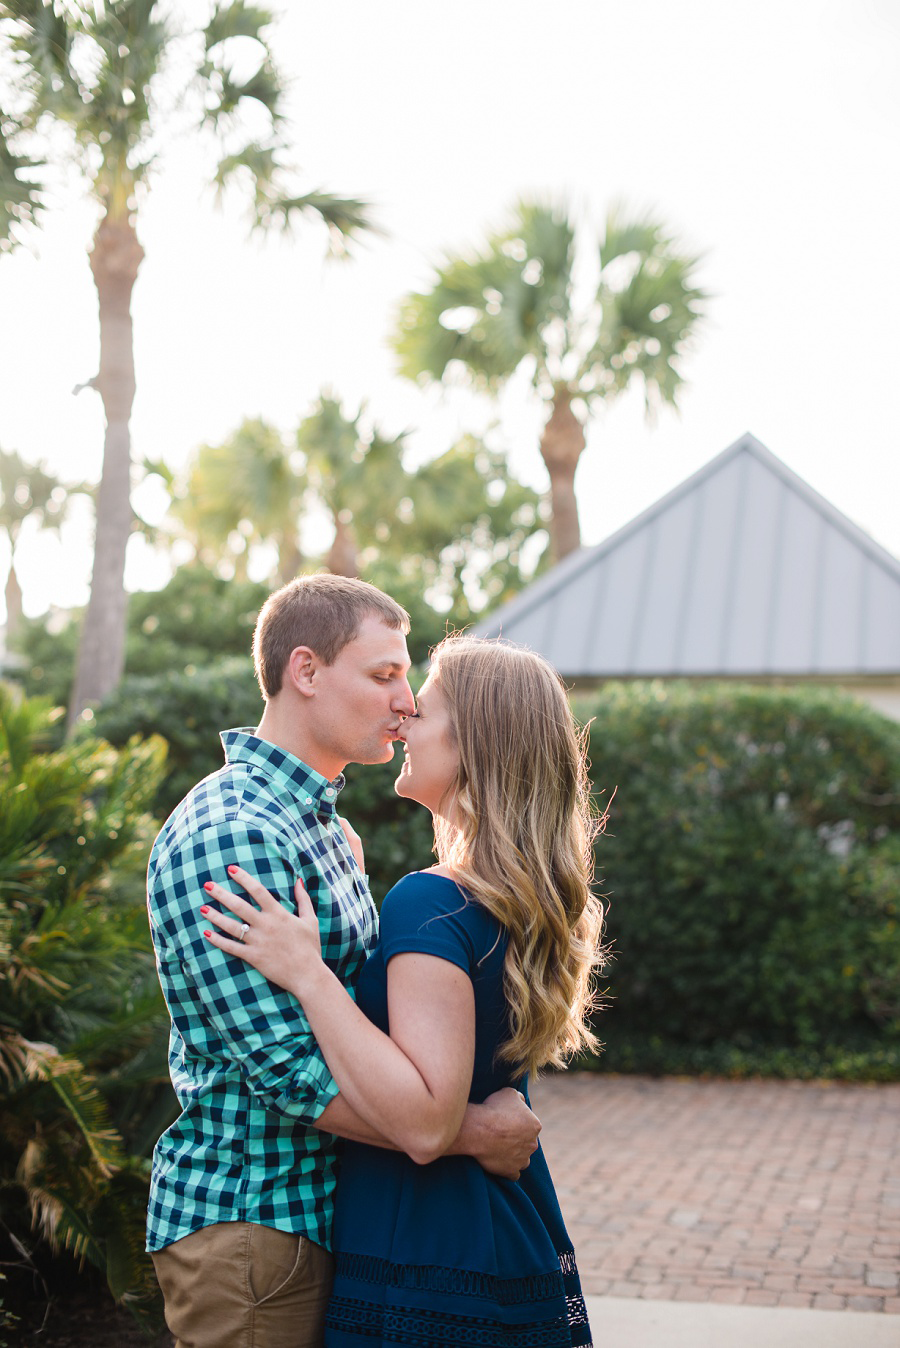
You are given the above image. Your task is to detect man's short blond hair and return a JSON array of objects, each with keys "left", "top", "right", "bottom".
[{"left": 252, "top": 574, "right": 410, "bottom": 698}]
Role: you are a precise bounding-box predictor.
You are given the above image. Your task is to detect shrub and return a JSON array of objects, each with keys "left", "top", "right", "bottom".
[
  {"left": 577, "top": 682, "right": 900, "bottom": 1067},
  {"left": 0, "top": 686, "right": 174, "bottom": 1324},
  {"left": 93, "top": 656, "right": 264, "bottom": 822},
  {"left": 339, "top": 754, "right": 436, "bottom": 905},
  {"left": 10, "top": 561, "right": 464, "bottom": 716},
  {"left": 574, "top": 1033, "right": 900, "bottom": 1081},
  {"left": 11, "top": 565, "right": 269, "bottom": 712}
]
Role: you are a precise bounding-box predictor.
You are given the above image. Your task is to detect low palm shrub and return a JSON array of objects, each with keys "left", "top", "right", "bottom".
[{"left": 0, "top": 686, "right": 174, "bottom": 1325}]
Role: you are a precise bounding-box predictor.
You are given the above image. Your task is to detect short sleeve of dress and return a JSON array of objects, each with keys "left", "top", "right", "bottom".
[{"left": 379, "top": 872, "right": 495, "bottom": 976}]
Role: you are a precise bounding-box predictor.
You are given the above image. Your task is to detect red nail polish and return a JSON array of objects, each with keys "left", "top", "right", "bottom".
[
  {"left": 203, "top": 881, "right": 214, "bottom": 891},
  {"left": 200, "top": 905, "right": 210, "bottom": 915},
  {"left": 227, "top": 865, "right": 238, "bottom": 875},
  {"left": 203, "top": 930, "right": 212, "bottom": 939}
]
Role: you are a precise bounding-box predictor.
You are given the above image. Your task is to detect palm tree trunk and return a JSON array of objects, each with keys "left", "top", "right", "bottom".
[
  {"left": 68, "top": 213, "right": 144, "bottom": 733},
  {"left": 4, "top": 556, "right": 23, "bottom": 641},
  {"left": 326, "top": 516, "right": 359, "bottom": 578},
  {"left": 539, "top": 386, "right": 586, "bottom": 563},
  {"left": 276, "top": 541, "right": 304, "bottom": 585}
]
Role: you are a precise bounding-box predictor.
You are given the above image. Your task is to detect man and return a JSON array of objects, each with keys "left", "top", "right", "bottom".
[{"left": 146, "top": 575, "right": 540, "bottom": 1348}]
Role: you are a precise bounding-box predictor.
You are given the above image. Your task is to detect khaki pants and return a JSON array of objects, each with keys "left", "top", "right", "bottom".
[{"left": 152, "top": 1221, "right": 334, "bottom": 1348}]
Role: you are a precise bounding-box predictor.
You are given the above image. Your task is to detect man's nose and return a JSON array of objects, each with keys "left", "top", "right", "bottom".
[{"left": 393, "top": 680, "right": 416, "bottom": 717}]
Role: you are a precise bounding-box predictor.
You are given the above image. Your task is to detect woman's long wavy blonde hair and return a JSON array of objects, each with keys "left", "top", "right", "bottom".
[{"left": 429, "top": 635, "right": 606, "bottom": 1078}]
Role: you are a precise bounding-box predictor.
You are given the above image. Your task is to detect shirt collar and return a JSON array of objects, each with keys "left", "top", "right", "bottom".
[{"left": 220, "top": 728, "right": 345, "bottom": 818}]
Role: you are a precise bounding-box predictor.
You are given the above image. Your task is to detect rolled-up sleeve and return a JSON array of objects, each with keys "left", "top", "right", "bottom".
[{"left": 150, "top": 821, "right": 339, "bottom": 1125}]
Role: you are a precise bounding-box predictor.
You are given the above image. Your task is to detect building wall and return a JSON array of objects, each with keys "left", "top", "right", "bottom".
[
  {"left": 840, "top": 681, "right": 900, "bottom": 723},
  {"left": 566, "top": 675, "right": 900, "bottom": 723}
]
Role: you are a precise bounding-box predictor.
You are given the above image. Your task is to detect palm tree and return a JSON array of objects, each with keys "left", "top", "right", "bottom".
[
  {"left": 297, "top": 394, "right": 410, "bottom": 578},
  {"left": 394, "top": 200, "right": 707, "bottom": 563},
  {"left": 172, "top": 393, "right": 547, "bottom": 605},
  {"left": 296, "top": 394, "right": 546, "bottom": 606},
  {"left": 171, "top": 418, "right": 306, "bottom": 583},
  {"left": 0, "top": 448, "right": 80, "bottom": 642},
  {"left": 389, "top": 433, "right": 546, "bottom": 614},
  {"left": 0, "top": 1, "right": 373, "bottom": 731}
]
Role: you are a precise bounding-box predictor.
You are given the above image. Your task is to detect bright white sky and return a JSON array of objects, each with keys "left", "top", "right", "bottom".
[{"left": 1, "top": 0, "right": 898, "bottom": 621}]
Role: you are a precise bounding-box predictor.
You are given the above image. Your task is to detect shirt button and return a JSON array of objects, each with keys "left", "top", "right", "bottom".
[
  {"left": 304, "top": 796, "right": 313, "bottom": 806},
  {"left": 324, "top": 787, "right": 336, "bottom": 798}
]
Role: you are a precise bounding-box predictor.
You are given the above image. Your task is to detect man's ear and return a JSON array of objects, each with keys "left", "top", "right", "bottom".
[{"left": 287, "top": 646, "right": 318, "bottom": 698}]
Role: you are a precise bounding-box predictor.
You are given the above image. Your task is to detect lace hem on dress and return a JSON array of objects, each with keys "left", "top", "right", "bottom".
[{"left": 326, "top": 1249, "right": 593, "bottom": 1347}]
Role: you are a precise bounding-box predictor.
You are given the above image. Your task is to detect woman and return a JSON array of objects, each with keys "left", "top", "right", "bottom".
[{"left": 202, "top": 635, "right": 604, "bottom": 1347}]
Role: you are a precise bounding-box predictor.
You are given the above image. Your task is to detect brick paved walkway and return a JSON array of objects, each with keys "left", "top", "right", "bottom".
[{"left": 531, "top": 1073, "right": 900, "bottom": 1314}]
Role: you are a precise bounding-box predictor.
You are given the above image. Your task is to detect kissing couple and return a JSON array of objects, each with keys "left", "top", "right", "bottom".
[{"left": 147, "top": 574, "right": 601, "bottom": 1347}]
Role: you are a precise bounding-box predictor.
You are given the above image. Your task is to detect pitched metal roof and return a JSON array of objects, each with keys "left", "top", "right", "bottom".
[{"left": 475, "top": 433, "right": 900, "bottom": 678}]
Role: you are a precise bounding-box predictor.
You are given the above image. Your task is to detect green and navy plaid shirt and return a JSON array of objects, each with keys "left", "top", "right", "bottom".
[{"left": 146, "top": 729, "right": 378, "bottom": 1253}]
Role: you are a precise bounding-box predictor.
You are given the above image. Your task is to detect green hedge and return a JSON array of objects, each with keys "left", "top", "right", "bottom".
[
  {"left": 92, "top": 656, "right": 264, "bottom": 822},
  {"left": 13, "top": 565, "right": 270, "bottom": 712},
  {"left": 338, "top": 755, "right": 435, "bottom": 905},
  {"left": 11, "top": 562, "right": 454, "bottom": 718},
  {"left": 576, "top": 682, "right": 900, "bottom": 1073},
  {"left": 574, "top": 1033, "right": 900, "bottom": 1082},
  {"left": 95, "top": 669, "right": 900, "bottom": 1076}
]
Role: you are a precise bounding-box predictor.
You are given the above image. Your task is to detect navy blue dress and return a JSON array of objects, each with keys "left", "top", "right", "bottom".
[{"left": 325, "top": 872, "right": 593, "bottom": 1347}]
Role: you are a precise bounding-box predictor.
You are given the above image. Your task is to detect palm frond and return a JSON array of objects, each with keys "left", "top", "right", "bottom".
[
  {"left": 506, "top": 198, "right": 575, "bottom": 301},
  {"left": 75, "top": 2, "right": 168, "bottom": 154},
  {"left": 599, "top": 204, "right": 669, "bottom": 268},
  {"left": 0, "top": 682, "right": 54, "bottom": 779},
  {"left": 394, "top": 263, "right": 524, "bottom": 389},
  {"left": 5, "top": 0, "right": 74, "bottom": 94},
  {"left": 13, "top": 1098, "right": 161, "bottom": 1307},
  {"left": 138, "top": 454, "right": 175, "bottom": 490},
  {"left": 255, "top": 185, "right": 376, "bottom": 251},
  {"left": 202, "top": 54, "right": 285, "bottom": 125},
  {"left": 0, "top": 446, "right": 76, "bottom": 531},
  {"left": 393, "top": 199, "right": 576, "bottom": 390},
  {"left": 23, "top": 1165, "right": 106, "bottom": 1274},
  {"left": 0, "top": 1026, "right": 29, "bottom": 1083},
  {"left": 200, "top": 2, "right": 285, "bottom": 134},
  {"left": 0, "top": 695, "right": 171, "bottom": 1314},
  {"left": 97, "top": 1167, "right": 161, "bottom": 1306},
  {"left": 4, "top": 927, "right": 72, "bottom": 1000},
  {"left": 213, "top": 140, "right": 276, "bottom": 192},
  {"left": 297, "top": 394, "right": 407, "bottom": 520},
  {"left": 66, "top": 987, "right": 168, "bottom": 1067},
  {"left": 578, "top": 208, "right": 708, "bottom": 417},
  {"left": 204, "top": 1, "right": 275, "bottom": 50},
  {"left": 0, "top": 119, "right": 45, "bottom": 247},
  {"left": 23, "top": 1042, "right": 126, "bottom": 1178},
  {"left": 99, "top": 0, "right": 166, "bottom": 51}
]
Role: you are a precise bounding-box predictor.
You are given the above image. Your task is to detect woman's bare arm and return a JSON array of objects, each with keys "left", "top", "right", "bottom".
[
  {"left": 203, "top": 867, "right": 477, "bottom": 1163},
  {"left": 315, "top": 1087, "right": 541, "bottom": 1179}
]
